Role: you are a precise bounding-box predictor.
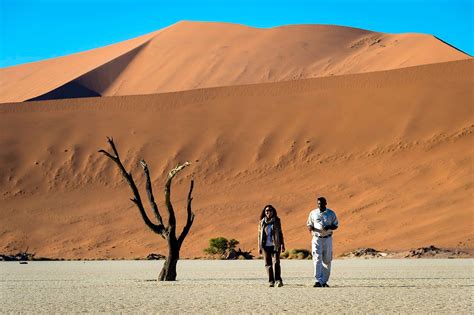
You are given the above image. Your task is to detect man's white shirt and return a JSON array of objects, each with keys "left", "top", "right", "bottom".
[{"left": 306, "top": 208, "right": 338, "bottom": 238}]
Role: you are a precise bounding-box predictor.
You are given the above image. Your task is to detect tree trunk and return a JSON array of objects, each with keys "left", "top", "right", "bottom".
[{"left": 158, "top": 237, "right": 180, "bottom": 281}]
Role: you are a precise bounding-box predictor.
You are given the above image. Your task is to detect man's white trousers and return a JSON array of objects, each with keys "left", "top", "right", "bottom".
[{"left": 311, "top": 236, "right": 332, "bottom": 284}]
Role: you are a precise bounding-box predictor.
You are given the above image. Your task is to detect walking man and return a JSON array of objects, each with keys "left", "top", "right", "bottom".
[{"left": 307, "top": 197, "right": 338, "bottom": 287}]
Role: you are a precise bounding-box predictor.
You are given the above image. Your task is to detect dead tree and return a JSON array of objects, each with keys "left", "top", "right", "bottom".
[{"left": 99, "top": 137, "right": 195, "bottom": 281}]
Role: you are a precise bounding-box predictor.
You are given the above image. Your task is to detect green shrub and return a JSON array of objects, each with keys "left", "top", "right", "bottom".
[
  {"left": 282, "top": 248, "right": 312, "bottom": 259},
  {"left": 204, "top": 237, "right": 229, "bottom": 256},
  {"left": 204, "top": 237, "right": 239, "bottom": 258},
  {"left": 203, "top": 237, "right": 250, "bottom": 259}
]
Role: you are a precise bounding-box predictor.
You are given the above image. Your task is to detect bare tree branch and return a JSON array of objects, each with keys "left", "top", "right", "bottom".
[
  {"left": 178, "top": 178, "right": 195, "bottom": 248},
  {"left": 168, "top": 162, "right": 190, "bottom": 180},
  {"left": 97, "top": 149, "right": 117, "bottom": 162},
  {"left": 164, "top": 162, "right": 190, "bottom": 229},
  {"left": 140, "top": 160, "right": 166, "bottom": 239},
  {"left": 106, "top": 136, "right": 120, "bottom": 160},
  {"left": 98, "top": 138, "right": 164, "bottom": 235}
]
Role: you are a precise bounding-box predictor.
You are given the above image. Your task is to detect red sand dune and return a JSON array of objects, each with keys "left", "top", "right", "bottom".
[
  {"left": 0, "top": 59, "right": 472, "bottom": 259},
  {"left": 0, "top": 21, "right": 470, "bottom": 103}
]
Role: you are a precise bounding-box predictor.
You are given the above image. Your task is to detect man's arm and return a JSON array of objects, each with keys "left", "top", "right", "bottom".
[
  {"left": 308, "top": 225, "right": 324, "bottom": 232},
  {"left": 324, "top": 212, "right": 339, "bottom": 230},
  {"left": 306, "top": 211, "right": 316, "bottom": 232}
]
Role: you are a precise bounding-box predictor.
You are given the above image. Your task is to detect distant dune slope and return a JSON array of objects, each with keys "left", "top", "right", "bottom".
[
  {"left": 0, "top": 60, "right": 472, "bottom": 259},
  {"left": 0, "top": 21, "right": 470, "bottom": 103},
  {"left": 0, "top": 29, "right": 160, "bottom": 103}
]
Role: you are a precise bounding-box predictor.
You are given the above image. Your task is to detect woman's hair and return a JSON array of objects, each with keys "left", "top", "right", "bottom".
[{"left": 260, "top": 204, "right": 278, "bottom": 220}]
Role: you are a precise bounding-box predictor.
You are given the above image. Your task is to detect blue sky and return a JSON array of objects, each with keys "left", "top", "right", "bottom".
[{"left": 0, "top": 0, "right": 472, "bottom": 68}]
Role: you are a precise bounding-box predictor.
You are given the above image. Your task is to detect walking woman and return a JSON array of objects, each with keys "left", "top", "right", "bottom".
[{"left": 258, "top": 205, "right": 286, "bottom": 287}]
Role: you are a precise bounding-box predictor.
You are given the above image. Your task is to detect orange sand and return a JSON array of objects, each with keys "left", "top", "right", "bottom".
[
  {"left": 0, "top": 22, "right": 470, "bottom": 103},
  {"left": 1, "top": 57, "right": 472, "bottom": 259}
]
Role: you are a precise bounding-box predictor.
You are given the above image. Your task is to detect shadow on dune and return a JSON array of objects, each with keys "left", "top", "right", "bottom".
[
  {"left": 26, "top": 42, "right": 149, "bottom": 102},
  {"left": 26, "top": 81, "right": 101, "bottom": 101}
]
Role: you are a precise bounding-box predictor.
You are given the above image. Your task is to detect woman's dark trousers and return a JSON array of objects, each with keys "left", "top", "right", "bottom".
[{"left": 263, "top": 246, "right": 281, "bottom": 283}]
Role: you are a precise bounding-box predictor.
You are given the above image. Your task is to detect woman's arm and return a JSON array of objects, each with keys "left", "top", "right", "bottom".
[
  {"left": 278, "top": 220, "right": 285, "bottom": 252},
  {"left": 257, "top": 222, "right": 262, "bottom": 254}
]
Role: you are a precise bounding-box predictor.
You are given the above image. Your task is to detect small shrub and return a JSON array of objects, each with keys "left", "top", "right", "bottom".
[
  {"left": 204, "top": 237, "right": 252, "bottom": 259},
  {"left": 282, "top": 248, "right": 312, "bottom": 259},
  {"left": 228, "top": 239, "right": 239, "bottom": 251},
  {"left": 204, "top": 237, "right": 229, "bottom": 257}
]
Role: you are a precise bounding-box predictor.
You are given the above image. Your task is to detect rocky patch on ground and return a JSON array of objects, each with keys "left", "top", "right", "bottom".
[
  {"left": 146, "top": 253, "right": 165, "bottom": 260},
  {"left": 226, "top": 248, "right": 254, "bottom": 260},
  {"left": 404, "top": 245, "right": 468, "bottom": 258},
  {"left": 339, "top": 245, "right": 472, "bottom": 259},
  {"left": 0, "top": 251, "right": 54, "bottom": 261},
  {"left": 340, "top": 248, "right": 389, "bottom": 258}
]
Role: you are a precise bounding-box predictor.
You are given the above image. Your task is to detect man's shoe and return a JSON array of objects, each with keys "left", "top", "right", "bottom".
[
  {"left": 277, "top": 280, "right": 284, "bottom": 287},
  {"left": 323, "top": 283, "right": 330, "bottom": 287},
  {"left": 269, "top": 282, "right": 275, "bottom": 287},
  {"left": 313, "top": 282, "right": 322, "bottom": 287}
]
